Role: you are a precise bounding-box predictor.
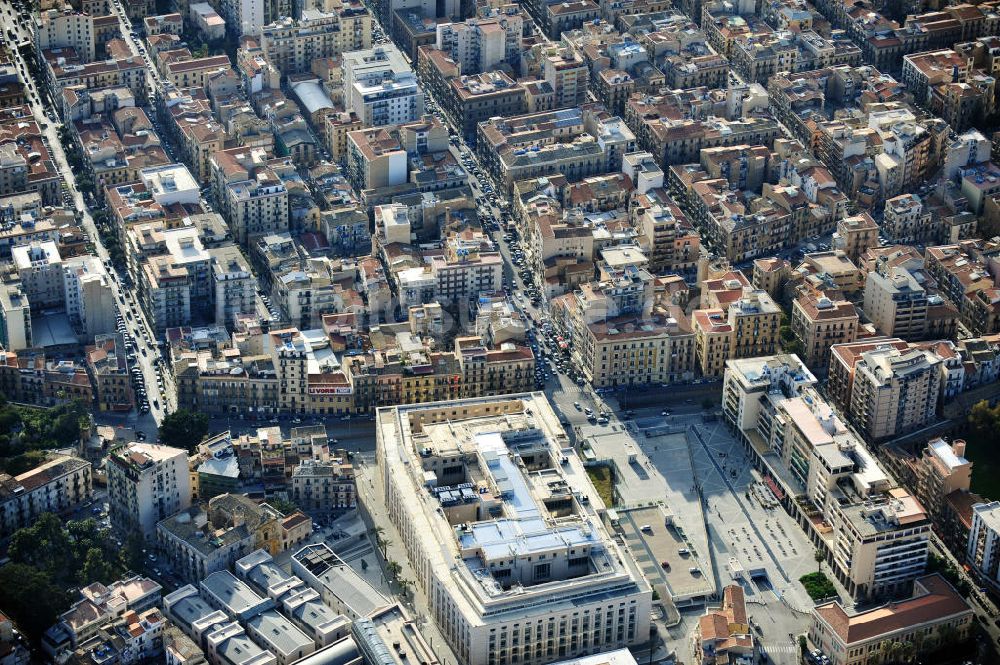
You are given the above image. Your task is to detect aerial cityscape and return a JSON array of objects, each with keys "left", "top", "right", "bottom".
[{"left": 0, "top": 0, "right": 999, "bottom": 662}]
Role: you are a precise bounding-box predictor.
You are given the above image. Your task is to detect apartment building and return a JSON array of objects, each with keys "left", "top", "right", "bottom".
[
  {"left": 791, "top": 288, "right": 859, "bottom": 368},
  {"left": 867, "top": 109, "right": 932, "bottom": 200},
  {"left": 542, "top": 48, "right": 590, "bottom": 110},
  {"left": 434, "top": 14, "right": 521, "bottom": 74},
  {"left": 141, "top": 255, "right": 193, "bottom": 333},
  {"left": 42, "top": 576, "right": 162, "bottom": 659},
  {"left": 752, "top": 258, "right": 790, "bottom": 298},
  {"left": 86, "top": 334, "right": 134, "bottom": 412},
  {"left": 641, "top": 117, "right": 781, "bottom": 171},
  {"left": 0, "top": 454, "right": 92, "bottom": 539},
  {"left": 574, "top": 313, "right": 697, "bottom": 387},
  {"left": 443, "top": 72, "right": 527, "bottom": 144},
  {"left": 693, "top": 289, "right": 781, "bottom": 376},
  {"left": 210, "top": 147, "right": 289, "bottom": 245},
  {"left": 849, "top": 346, "right": 943, "bottom": 442},
  {"left": 107, "top": 442, "right": 192, "bottom": 542},
  {"left": 455, "top": 336, "right": 535, "bottom": 398},
  {"left": 723, "top": 355, "right": 931, "bottom": 601},
  {"left": 12, "top": 240, "right": 64, "bottom": 309},
  {"left": 376, "top": 394, "right": 652, "bottom": 665},
  {"left": 343, "top": 45, "right": 424, "bottom": 127},
  {"left": 685, "top": 178, "right": 791, "bottom": 262},
  {"left": 912, "top": 438, "right": 977, "bottom": 553},
  {"left": 810, "top": 575, "right": 972, "bottom": 665},
  {"left": 478, "top": 105, "right": 636, "bottom": 191},
  {"left": 883, "top": 193, "right": 934, "bottom": 244},
  {"left": 345, "top": 116, "right": 448, "bottom": 191},
  {"left": 0, "top": 351, "right": 95, "bottom": 407},
  {"left": 63, "top": 255, "right": 118, "bottom": 340},
  {"left": 259, "top": 7, "right": 372, "bottom": 74},
  {"left": 162, "top": 89, "right": 228, "bottom": 183},
  {"left": 699, "top": 144, "right": 770, "bottom": 193},
  {"left": 925, "top": 240, "right": 1000, "bottom": 336},
  {"left": 630, "top": 188, "right": 700, "bottom": 276},
  {"left": 863, "top": 267, "right": 930, "bottom": 340},
  {"left": 210, "top": 246, "right": 257, "bottom": 327},
  {"left": 833, "top": 213, "right": 880, "bottom": 263},
  {"left": 216, "top": 0, "right": 288, "bottom": 36},
  {"left": 35, "top": 8, "right": 98, "bottom": 62},
  {"left": 162, "top": 55, "right": 232, "bottom": 89},
  {"left": 0, "top": 115, "right": 61, "bottom": 205},
  {"left": 968, "top": 502, "right": 1000, "bottom": 593},
  {"left": 290, "top": 459, "right": 356, "bottom": 518},
  {"left": 0, "top": 284, "right": 32, "bottom": 351},
  {"left": 157, "top": 495, "right": 283, "bottom": 583}
]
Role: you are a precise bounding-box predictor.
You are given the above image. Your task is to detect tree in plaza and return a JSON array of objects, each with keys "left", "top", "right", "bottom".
[
  {"left": 814, "top": 548, "right": 825, "bottom": 572},
  {"left": 386, "top": 560, "right": 402, "bottom": 580},
  {"left": 158, "top": 409, "right": 210, "bottom": 453}
]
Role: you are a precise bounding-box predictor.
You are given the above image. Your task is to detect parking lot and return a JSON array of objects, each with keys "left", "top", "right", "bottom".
[{"left": 616, "top": 506, "right": 715, "bottom": 606}]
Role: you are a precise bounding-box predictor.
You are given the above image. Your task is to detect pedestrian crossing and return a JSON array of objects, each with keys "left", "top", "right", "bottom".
[{"left": 760, "top": 642, "right": 799, "bottom": 654}]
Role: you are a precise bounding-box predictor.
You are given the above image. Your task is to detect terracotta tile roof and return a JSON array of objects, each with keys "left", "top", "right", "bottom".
[{"left": 814, "top": 574, "right": 971, "bottom": 645}]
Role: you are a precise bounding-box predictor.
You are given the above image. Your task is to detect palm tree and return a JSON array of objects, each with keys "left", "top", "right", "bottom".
[
  {"left": 386, "top": 560, "right": 402, "bottom": 580},
  {"left": 373, "top": 526, "right": 390, "bottom": 557},
  {"left": 813, "top": 548, "right": 825, "bottom": 572}
]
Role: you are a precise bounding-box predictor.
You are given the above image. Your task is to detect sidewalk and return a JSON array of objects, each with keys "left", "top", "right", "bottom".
[{"left": 354, "top": 460, "right": 461, "bottom": 665}]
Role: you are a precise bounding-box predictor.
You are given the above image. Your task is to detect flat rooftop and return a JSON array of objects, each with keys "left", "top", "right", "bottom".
[
  {"left": 293, "top": 544, "right": 389, "bottom": 618},
  {"left": 377, "top": 393, "right": 650, "bottom": 616}
]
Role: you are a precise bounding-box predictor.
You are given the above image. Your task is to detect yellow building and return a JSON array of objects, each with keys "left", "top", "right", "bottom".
[
  {"left": 791, "top": 288, "right": 859, "bottom": 368},
  {"left": 693, "top": 309, "right": 733, "bottom": 377}
]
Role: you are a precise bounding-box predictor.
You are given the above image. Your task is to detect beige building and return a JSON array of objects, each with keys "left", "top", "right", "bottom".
[
  {"left": 697, "top": 586, "right": 753, "bottom": 665},
  {"left": 0, "top": 455, "right": 92, "bottom": 539},
  {"left": 542, "top": 48, "right": 589, "bottom": 110},
  {"left": 290, "top": 458, "right": 356, "bottom": 518},
  {"left": 0, "top": 283, "right": 32, "bottom": 351},
  {"left": 849, "top": 346, "right": 942, "bottom": 442},
  {"left": 260, "top": 8, "right": 372, "bottom": 75},
  {"left": 578, "top": 315, "right": 697, "bottom": 387},
  {"left": 157, "top": 495, "right": 284, "bottom": 583},
  {"left": 165, "top": 55, "right": 233, "bottom": 88},
  {"left": 12, "top": 241, "right": 64, "bottom": 309},
  {"left": 36, "top": 8, "right": 97, "bottom": 62},
  {"left": 694, "top": 289, "right": 781, "bottom": 376},
  {"left": 375, "top": 394, "right": 652, "bottom": 665},
  {"left": 834, "top": 213, "right": 879, "bottom": 263},
  {"left": 791, "top": 288, "right": 859, "bottom": 368},
  {"left": 693, "top": 309, "right": 732, "bottom": 378},
  {"left": 913, "top": 437, "right": 976, "bottom": 552},
  {"left": 210, "top": 148, "right": 290, "bottom": 245},
  {"left": 863, "top": 267, "right": 929, "bottom": 340},
  {"left": 810, "top": 575, "right": 972, "bottom": 665},
  {"left": 323, "top": 111, "right": 363, "bottom": 162},
  {"left": 723, "top": 355, "right": 931, "bottom": 602},
  {"left": 108, "top": 443, "right": 192, "bottom": 542}
]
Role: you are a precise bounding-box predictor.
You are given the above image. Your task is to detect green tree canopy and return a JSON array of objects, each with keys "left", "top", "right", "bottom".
[
  {"left": 0, "top": 564, "right": 70, "bottom": 640},
  {"left": 158, "top": 409, "right": 210, "bottom": 453}
]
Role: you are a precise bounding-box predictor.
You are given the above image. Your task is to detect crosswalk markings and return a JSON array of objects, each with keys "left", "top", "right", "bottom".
[{"left": 760, "top": 643, "right": 799, "bottom": 654}]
